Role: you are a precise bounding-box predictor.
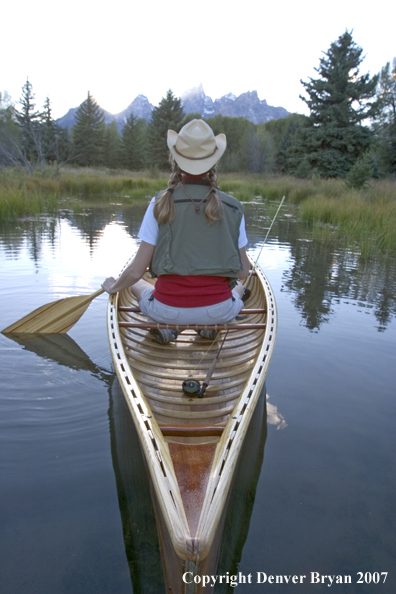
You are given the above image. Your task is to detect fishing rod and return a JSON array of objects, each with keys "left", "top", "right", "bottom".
[
  {"left": 243, "top": 195, "right": 285, "bottom": 294},
  {"left": 182, "top": 331, "right": 228, "bottom": 398}
]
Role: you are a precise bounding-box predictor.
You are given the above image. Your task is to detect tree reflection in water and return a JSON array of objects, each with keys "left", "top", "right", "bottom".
[{"left": 1, "top": 200, "right": 395, "bottom": 334}]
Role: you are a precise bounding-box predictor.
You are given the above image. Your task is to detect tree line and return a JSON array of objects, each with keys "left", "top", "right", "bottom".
[{"left": 1, "top": 31, "right": 395, "bottom": 183}]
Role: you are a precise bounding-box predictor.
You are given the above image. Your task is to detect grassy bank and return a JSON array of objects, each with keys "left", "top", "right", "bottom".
[
  {"left": 298, "top": 182, "right": 396, "bottom": 257},
  {"left": 0, "top": 167, "right": 168, "bottom": 219},
  {"left": 1, "top": 167, "right": 395, "bottom": 257}
]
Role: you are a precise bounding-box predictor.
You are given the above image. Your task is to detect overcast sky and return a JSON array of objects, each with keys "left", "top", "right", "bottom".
[{"left": 2, "top": 0, "right": 395, "bottom": 120}]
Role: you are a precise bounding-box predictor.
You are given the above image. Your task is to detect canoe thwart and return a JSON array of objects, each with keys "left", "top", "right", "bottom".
[
  {"left": 160, "top": 425, "right": 225, "bottom": 437},
  {"left": 119, "top": 322, "right": 267, "bottom": 331},
  {"left": 118, "top": 306, "right": 267, "bottom": 315}
]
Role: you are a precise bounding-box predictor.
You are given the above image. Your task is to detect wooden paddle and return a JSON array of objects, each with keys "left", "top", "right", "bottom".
[{"left": 2, "top": 288, "right": 105, "bottom": 334}]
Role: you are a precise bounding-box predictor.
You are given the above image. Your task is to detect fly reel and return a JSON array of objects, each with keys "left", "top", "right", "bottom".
[{"left": 182, "top": 379, "right": 202, "bottom": 397}]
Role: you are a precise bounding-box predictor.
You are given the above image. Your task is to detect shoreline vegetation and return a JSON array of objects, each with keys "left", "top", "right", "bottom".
[{"left": 0, "top": 166, "right": 395, "bottom": 258}]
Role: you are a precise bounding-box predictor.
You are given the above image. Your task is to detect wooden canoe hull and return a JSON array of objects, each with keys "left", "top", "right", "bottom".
[
  {"left": 109, "top": 375, "right": 268, "bottom": 594},
  {"left": 106, "top": 258, "right": 277, "bottom": 589}
]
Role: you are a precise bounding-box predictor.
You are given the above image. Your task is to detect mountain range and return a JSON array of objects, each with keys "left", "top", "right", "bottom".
[{"left": 57, "top": 84, "right": 289, "bottom": 130}]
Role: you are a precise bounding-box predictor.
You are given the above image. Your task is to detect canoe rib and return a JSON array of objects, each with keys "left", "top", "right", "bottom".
[{"left": 106, "top": 258, "right": 277, "bottom": 571}]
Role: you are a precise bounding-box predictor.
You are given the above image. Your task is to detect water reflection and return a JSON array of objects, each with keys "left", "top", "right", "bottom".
[
  {"left": 5, "top": 332, "right": 269, "bottom": 593},
  {"left": 245, "top": 202, "right": 396, "bottom": 331},
  {"left": 1, "top": 217, "right": 58, "bottom": 264},
  {"left": 281, "top": 233, "right": 396, "bottom": 332},
  {"left": 6, "top": 333, "right": 110, "bottom": 380},
  {"left": 266, "top": 395, "right": 288, "bottom": 430},
  {"left": 1, "top": 200, "right": 395, "bottom": 332},
  {"left": 2, "top": 199, "right": 395, "bottom": 593}
]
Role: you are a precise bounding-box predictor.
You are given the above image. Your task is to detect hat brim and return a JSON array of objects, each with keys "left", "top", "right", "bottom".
[{"left": 167, "top": 130, "right": 227, "bottom": 175}]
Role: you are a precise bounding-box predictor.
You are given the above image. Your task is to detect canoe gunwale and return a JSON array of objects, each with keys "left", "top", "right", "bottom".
[{"left": 107, "top": 295, "right": 193, "bottom": 558}]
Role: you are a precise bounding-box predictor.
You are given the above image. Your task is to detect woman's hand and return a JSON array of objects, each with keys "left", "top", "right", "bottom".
[{"left": 101, "top": 277, "right": 117, "bottom": 294}]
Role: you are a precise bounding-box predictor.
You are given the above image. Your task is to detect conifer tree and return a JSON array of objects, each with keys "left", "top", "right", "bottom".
[
  {"left": 148, "top": 90, "right": 184, "bottom": 169},
  {"left": 373, "top": 59, "right": 396, "bottom": 175},
  {"left": 0, "top": 91, "right": 22, "bottom": 167},
  {"left": 104, "top": 120, "right": 123, "bottom": 169},
  {"left": 15, "top": 78, "right": 41, "bottom": 163},
  {"left": 71, "top": 91, "right": 105, "bottom": 166},
  {"left": 206, "top": 115, "right": 253, "bottom": 171},
  {"left": 296, "top": 31, "right": 379, "bottom": 177},
  {"left": 122, "top": 113, "right": 148, "bottom": 170},
  {"left": 40, "top": 97, "right": 57, "bottom": 164},
  {"left": 345, "top": 152, "right": 374, "bottom": 189}
]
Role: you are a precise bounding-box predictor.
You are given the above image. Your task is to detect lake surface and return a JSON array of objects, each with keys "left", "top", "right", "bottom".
[{"left": 0, "top": 197, "right": 395, "bottom": 593}]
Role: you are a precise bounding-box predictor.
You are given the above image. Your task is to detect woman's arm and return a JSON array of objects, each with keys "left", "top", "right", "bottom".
[
  {"left": 102, "top": 241, "right": 156, "bottom": 294},
  {"left": 238, "top": 246, "right": 250, "bottom": 280}
]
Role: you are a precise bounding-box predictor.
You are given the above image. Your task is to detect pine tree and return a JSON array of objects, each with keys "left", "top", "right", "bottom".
[
  {"left": 71, "top": 91, "right": 105, "bottom": 166},
  {"left": 206, "top": 114, "right": 253, "bottom": 172},
  {"left": 148, "top": 90, "right": 184, "bottom": 169},
  {"left": 40, "top": 97, "right": 57, "bottom": 164},
  {"left": 104, "top": 120, "right": 123, "bottom": 169},
  {"left": 15, "top": 78, "right": 41, "bottom": 163},
  {"left": 297, "top": 31, "right": 379, "bottom": 177},
  {"left": 122, "top": 113, "right": 147, "bottom": 171},
  {"left": 0, "top": 91, "right": 22, "bottom": 167},
  {"left": 345, "top": 152, "right": 374, "bottom": 188},
  {"left": 372, "top": 59, "right": 396, "bottom": 175}
]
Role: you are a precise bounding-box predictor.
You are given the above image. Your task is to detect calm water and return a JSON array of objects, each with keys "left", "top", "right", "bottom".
[{"left": 0, "top": 198, "right": 395, "bottom": 593}]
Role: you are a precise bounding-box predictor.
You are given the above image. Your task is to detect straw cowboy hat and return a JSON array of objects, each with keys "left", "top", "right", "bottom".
[{"left": 167, "top": 119, "right": 227, "bottom": 175}]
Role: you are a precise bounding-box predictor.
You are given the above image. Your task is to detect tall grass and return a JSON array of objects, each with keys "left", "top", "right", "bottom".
[
  {"left": 0, "top": 171, "right": 60, "bottom": 219},
  {"left": 218, "top": 174, "right": 347, "bottom": 203},
  {"left": 57, "top": 168, "right": 168, "bottom": 198},
  {"left": 299, "top": 187, "right": 396, "bottom": 257},
  {"left": 0, "top": 167, "right": 168, "bottom": 219}
]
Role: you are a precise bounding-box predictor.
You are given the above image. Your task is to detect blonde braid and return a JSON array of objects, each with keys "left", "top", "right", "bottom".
[
  {"left": 153, "top": 158, "right": 182, "bottom": 224},
  {"left": 204, "top": 164, "right": 223, "bottom": 225}
]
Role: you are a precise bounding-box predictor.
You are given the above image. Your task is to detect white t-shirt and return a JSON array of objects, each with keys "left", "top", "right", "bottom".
[{"left": 138, "top": 198, "right": 248, "bottom": 248}]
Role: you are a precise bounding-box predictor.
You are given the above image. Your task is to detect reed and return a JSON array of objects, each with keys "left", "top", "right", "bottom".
[
  {"left": 57, "top": 169, "right": 168, "bottom": 198},
  {"left": 299, "top": 185, "right": 396, "bottom": 257},
  {"left": 218, "top": 174, "right": 347, "bottom": 203},
  {"left": 0, "top": 171, "right": 60, "bottom": 219}
]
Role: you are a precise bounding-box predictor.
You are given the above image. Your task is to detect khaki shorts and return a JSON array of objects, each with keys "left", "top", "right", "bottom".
[{"left": 139, "top": 288, "right": 244, "bottom": 325}]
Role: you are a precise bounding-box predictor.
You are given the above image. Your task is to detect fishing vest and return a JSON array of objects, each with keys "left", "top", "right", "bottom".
[{"left": 151, "top": 183, "right": 244, "bottom": 288}]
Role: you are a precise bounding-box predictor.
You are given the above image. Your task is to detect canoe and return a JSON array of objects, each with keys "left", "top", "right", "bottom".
[
  {"left": 109, "top": 365, "right": 268, "bottom": 593},
  {"left": 106, "top": 257, "right": 277, "bottom": 592}
]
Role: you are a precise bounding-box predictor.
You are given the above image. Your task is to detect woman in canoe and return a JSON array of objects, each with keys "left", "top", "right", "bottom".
[{"left": 102, "top": 119, "right": 250, "bottom": 343}]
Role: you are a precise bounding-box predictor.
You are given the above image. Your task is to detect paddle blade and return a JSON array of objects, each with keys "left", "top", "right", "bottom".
[{"left": 2, "top": 288, "right": 105, "bottom": 334}]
